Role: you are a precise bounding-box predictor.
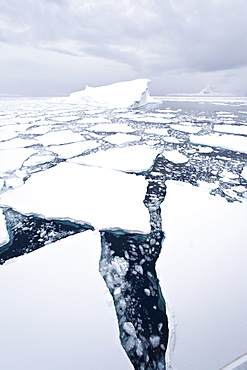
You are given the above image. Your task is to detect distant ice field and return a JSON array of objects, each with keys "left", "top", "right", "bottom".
[{"left": 0, "top": 91, "right": 247, "bottom": 370}]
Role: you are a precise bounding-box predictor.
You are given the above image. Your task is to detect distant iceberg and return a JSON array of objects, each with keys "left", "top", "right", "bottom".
[{"left": 69, "top": 79, "right": 162, "bottom": 108}]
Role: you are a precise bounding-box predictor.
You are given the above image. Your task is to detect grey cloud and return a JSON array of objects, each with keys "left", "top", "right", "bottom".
[
  {"left": 2, "top": 0, "right": 247, "bottom": 74},
  {"left": 1, "top": 0, "right": 247, "bottom": 96}
]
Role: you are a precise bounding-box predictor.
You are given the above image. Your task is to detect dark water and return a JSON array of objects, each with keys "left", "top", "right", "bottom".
[{"left": 0, "top": 207, "right": 93, "bottom": 264}]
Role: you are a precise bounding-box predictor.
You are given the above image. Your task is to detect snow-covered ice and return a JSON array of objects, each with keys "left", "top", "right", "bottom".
[
  {"left": 1, "top": 92, "right": 247, "bottom": 370},
  {"left": 163, "top": 150, "right": 188, "bottom": 164},
  {"left": 158, "top": 181, "right": 247, "bottom": 370},
  {"left": 190, "top": 133, "right": 247, "bottom": 154},
  {"left": 37, "top": 130, "right": 84, "bottom": 146},
  {"left": 241, "top": 166, "right": 247, "bottom": 181},
  {"left": 49, "top": 140, "right": 99, "bottom": 159},
  {"left": 104, "top": 133, "right": 141, "bottom": 145},
  {"left": 0, "top": 231, "right": 132, "bottom": 370},
  {"left": 0, "top": 162, "right": 150, "bottom": 233},
  {"left": 0, "top": 147, "right": 36, "bottom": 175},
  {"left": 145, "top": 128, "right": 169, "bottom": 136},
  {"left": 214, "top": 124, "right": 247, "bottom": 136},
  {"left": 87, "top": 122, "right": 135, "bottom": 133},
  {"left": 169, "top": 124, "right": 201, "bottom": 134},
  {"left": 70, "top": 145, "right": 160, "bottom": 173},
  {"left": 0, "top": 209, "right": 9, "bottom": 248}
]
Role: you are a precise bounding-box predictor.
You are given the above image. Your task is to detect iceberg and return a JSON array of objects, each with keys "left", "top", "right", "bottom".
[{"left": 69, "top": 79, "right": 162, "bottom": 108}]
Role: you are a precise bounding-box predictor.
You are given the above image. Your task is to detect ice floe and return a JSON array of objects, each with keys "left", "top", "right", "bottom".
[
  {"left": 0, "top": 231, "right": 132, "bottom": 370},
  {"left": 0, "top": 162, "right": 150, "bottom": 233},
  {"left": 104, "top": 133, "right": 141, "bottom": 145},
  {"left": 169, "top": 124, "right": 201, "bottom": 134},
  {"left": 70, "top": 145, "right": 160, "bottom": 173},
  {"left": 241, "top": 166, "right": 247, "bottom": 181},
  {"left": 145, "top": 128, "right": 169, "bottom": 136},
  {"left": 158, "top": 180, "right": 247, "bottom": 370},
  {"left": 0, "top": 209, "right": 9, "bottom": 248},
  {"left": 37, "top": 130, "right": 84, "bottom": 146},
  {"left": 0, "top": 148, "right": 36, "bottom": 175},
  {"left": 87, "top": 122, "right": 135, "bottom": 133},
  {"left": 49, "top": 140, "right": 99, "bottom": 158},
  {"left": 69, "top": 79, "right": 161, "bottom": 108},
  {"left": 0, "top": 137, "right": 37, "bottom": 150},
  {"left": 190, "top": 133, "right": 247, "bottom": 154},
  {"left": 163, "top": 150, "right": 188, "bottom": 164},
  {"left": 214, "top": 124, "right": 247, "bottom": 135}
]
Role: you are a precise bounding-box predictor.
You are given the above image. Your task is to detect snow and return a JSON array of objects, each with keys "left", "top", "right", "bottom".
[
  {"left": 163, "top": 150, "right": 188, "bottom": 164},
  {"left": 214, "top": 124, "right": 247, "bottom": 136},
  {"left": 0, "top": 231, "right": 132, "bottom": 370},
  {"left": 198, "top": 146, "right": 214, "bottom": 153},
  {"left": 133, "top": 116, "right": 171, "bottom": 124},
  {"left": 70, "top": 145, "right": 159, "bottom": 173},
  {"left": 81, "top": 117, "right": 111, "bottom": 124},
  {"left": 157, "top": 180, "right": 247, "bottom": 370},
  {"left": 0, "top": 137, "right": 37, "bottom": 149},
  {"left": 37, "top": 130, "right": 84, "bottom": 146},
  {"left": 104, "top": 133, "right": 141, "bottom": 145},
  {"left": 0, "top": 162, "right": 150, "bottom": 233},
  {"left": 69, "top": 79, "right": 161, "bottom": 108},
  {"left": 163, "top": 137, "right": 180, "bottom": 143},
  {"left": 23, "top": 152, "right": 56, "bottom": 167},
  {"left": 49, "top": 140, "right": 99, "bottom": 158},
  {"left": 0, "top": 209, "right": 9, "bottom": 248},
  {"left": 87, "top": 122, "right": 135, "bottom": 133},
  {"left": 190, "top": 133, "right": 247, "bottom": 154},
  {"left": 169, "top": 124, "right": 201, "bottom": 134},
  {"left": 0, "top": 147, "right": 36, "bottom": 175},
  {"left": 145, "top": 128, "right": 169, "bottom": 136},
  {"left": 241, "top": 166, "right": 247, "bottom": 181}
]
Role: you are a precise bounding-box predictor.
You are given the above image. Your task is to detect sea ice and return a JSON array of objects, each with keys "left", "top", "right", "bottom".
[
  {"left": 70, "top": 145, "right": 160, "bottom": 173},
  {"left": 37, "top": 130, "right": 84, "bottom": 146},
  {"left": 214, "top": 124, "right": 247, "bottom": 136},
  {"left": 87, "top": 122, "right": 135, "bottom": 133},
  {"left": 190, "top": 133, "right": 247, "bottom": 154},
  {"left": 169, "top": 124, "right": 201, "bottom": 134},
  {"left": 104, "top": 133, "right": 141, "bottom": 145},
  {"left": 0, "top": 137, "right": 37, "bottom": 150},
  {"left": 23, "top": 152, "right": 56, "bottom": 167},
  {"left": 134, "top": 116, "right": 171, "bottom": 124},
  {"left": 0, "top": 148, "right": 36, "bottom": 175},
  {"left": 0, "top": 209, "right": 9, "bottom": 248},
  {"left": 241, "top": 166, "right": 247, "bottom": 181},
  {"left": 145, "top": 128, "right": 169, "bottom": 136},
  {"left": 80, "top": 117, "right": 111, "bottom": 124},
  {"left": 0, "top": 162, "right": 150, "bottom": 233},
  {"left": 49, "top": 140, "right": 99, "bottom": 159},
  {"left": 158, "top": 180, "right": 247, "bottom": 370},
  {"left": 163, "top": 150, "right": 188, "bottom": 164},
  {"left": 0, "top": 231, "right": 132, "bottom": 370}
]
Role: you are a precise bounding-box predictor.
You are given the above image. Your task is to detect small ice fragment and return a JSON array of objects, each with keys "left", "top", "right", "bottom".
[
  {"left": 149, "top": 335, "right": 160, "bottom": 348},
  {"left": 124, "top": 336, "right": 136, "bottom": 351},
  {"left": 123, "top": 322, "right": 136, "bottom": 337},
  {"left": 134, "top": 264, "right": 143, "bottom": 275},
  {"left": 144, "top": 288, "right": 151, "bottom": 296}
]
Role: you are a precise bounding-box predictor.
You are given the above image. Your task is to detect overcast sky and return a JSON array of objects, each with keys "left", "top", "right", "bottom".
[{"left": 1, "top": 0, "right": 247, "bottom": 96}]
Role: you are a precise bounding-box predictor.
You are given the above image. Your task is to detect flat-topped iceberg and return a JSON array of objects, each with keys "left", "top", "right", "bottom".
[{"left": 69, "top": 79, "right": 162, "bottom": 108}]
